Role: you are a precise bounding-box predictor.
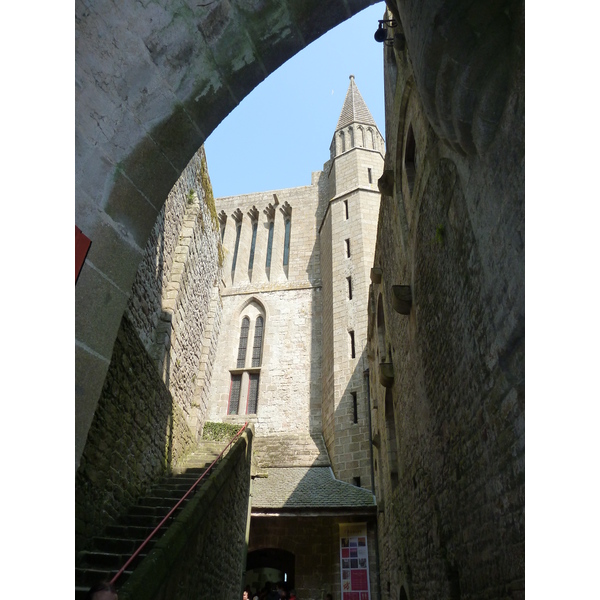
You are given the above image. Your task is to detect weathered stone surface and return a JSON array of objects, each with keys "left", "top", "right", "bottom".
[
  {"left": 391, "top": 284, "right": 411, "bottom": 314},
  {"left": 75, "top": 314, "right": 197, "bottom": 553},
  {"left": 117, "top": 431, "right": 253, "bottom": 600},
  {"left": 75, "top": 0, "right": 379, "bottom": 468},
  {"left": 76, "top": 147, "right": 224, "bottom": 553},
  {"left": 368, "top": 3, "right": 524, "bottom": 598},
  {"left": 249, "top": 516, "right": 379, "bottom": 600}
]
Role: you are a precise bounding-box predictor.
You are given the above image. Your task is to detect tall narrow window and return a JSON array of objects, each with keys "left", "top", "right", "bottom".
[
  {"left": 351, "top": 391, "right": 358, "bottom": 424},
  {"left": 368, "top": 168, "right": 373, "bottom": 183},
  {"left": 247, "top": 373, "right": 260, "bottom": 414},
  {"left": 283, "top": 219, "right": 291, "bottom": 266},
  {"left": 248, "top": 222, "right": 258, "bottom": 270},
  {"left": 251, "top": 316, "right": 264, "bottom": 367},
  {"left": 405, "top": 124, "right": 416, "bottom": 195},
  {"left": 349, "top": 127, "right": 354, "bottom": 148},
  {"left": 349, "top": 330, "right": 356, "bottom": 358},
  {"left": 344, "top": 199, "right": 349, "bottom": 220},
  {"left": 232, "top": 223, "right": 241, "bottom": 273},
  {"left": 265, "top": 221, "right": 274, "bottom": 268},
  {"left": 385, "top": 388, "right": 399, "bottom": 489},
  {"left": 237, "top": 317, "right": 250, "bottom": 368},
  {"left": 228, "top": 374, "right": 242, "bottom": 415},
  {"left": 347, "top": 276, "right": 353, "bottom": 300},
  {"left": 340, "top": 131, "right": 345, "bottom": 153},
  {"left": 345, "top": 238, "right": 351, "bottom": 258}
]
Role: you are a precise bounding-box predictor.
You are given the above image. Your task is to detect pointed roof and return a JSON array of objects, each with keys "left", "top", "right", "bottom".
[{"left": 335, "top": 75, "right": 378, "bottom": 131}]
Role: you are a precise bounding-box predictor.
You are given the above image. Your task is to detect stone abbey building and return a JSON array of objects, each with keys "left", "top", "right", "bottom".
[
  {"left": 75, "top": 2, "right": 524, "bottom": 599},
  {"left": 207, "top": 75, "right": 385, "bottom": 596},
  {"left": 77, "top": 76, "right": 388, "bottom": 599}
]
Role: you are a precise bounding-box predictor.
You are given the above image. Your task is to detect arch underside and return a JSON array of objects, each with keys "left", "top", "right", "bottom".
[
  {"left": 75, "top": 0, "right": 379, "bottom": 464},
  {"left": 75, "top": 0, "right": 524, "bottom": 469}
]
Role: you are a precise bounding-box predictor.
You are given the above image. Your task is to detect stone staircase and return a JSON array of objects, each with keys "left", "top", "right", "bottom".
[{"left": 75, "top": 441, "right": 226, "bottom": 599}]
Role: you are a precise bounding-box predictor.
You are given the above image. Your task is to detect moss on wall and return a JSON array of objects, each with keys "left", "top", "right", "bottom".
[
  {"left": 197, "top": 147, "right": 225, "bottom": 267},
  {"left": 202, "top": 421, "right": 242, "bottom": 442}
]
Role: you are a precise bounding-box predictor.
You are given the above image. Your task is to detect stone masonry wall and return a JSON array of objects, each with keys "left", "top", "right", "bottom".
[
  {"left": 77, "top": 147, "right": 224, "bottom": 552},
  {"left": 75, "top": 315, "right": 197, "bottom": 553},
  {"left": 209, "top": 287, "right": 322, "bottom": 436},
  {"left": 249, "top": 516, "right": 379, "bottom": 600},
  {"left": 319, "top": 138, "right": 384, "bottom": 489},
  {"left": 368, "top": 6, "right": 524, "bottom": 600},
  {"left": 320, "top": 208, "right": 335, "bottom": 455},
  {"left": 117, "top": 431, "right": 253, "bottom": 600},
  {"left": 208, "top": 182, "right": 324, "bottom": 436},
  {"left": 126, "top": 146, "right": 223, "bottom": 438}
]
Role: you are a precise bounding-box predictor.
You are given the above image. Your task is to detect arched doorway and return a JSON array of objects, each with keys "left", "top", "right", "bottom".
[{"left": 245, "top": 548, "right": 295, "bottom": 595}]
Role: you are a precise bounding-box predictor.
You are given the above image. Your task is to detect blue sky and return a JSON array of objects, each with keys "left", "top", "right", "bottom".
[{"left": 204, "top": 2, "right": 387, "bottom": 198}]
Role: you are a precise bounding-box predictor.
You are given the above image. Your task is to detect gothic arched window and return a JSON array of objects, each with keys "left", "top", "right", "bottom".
[
  {"left": 340, "top": 131, "right": 346, "bottom": 153},
  {"left": 247, "top": 373, "right": 260, "bottom": 414},
  {"left": 228, "top": 374, "right": 242, "bottom": 415},
  {"left": 349, "top": 127, "right": 354, "bottom": 148},
  {"left": 237, "top": 316, "right": 250, "bottom": 368},
  {"left": 228, "top": 303, "right": 265, "bottom": 416},
  {"left": 252, "top": 316, "right": 264, "bottom": 367}
]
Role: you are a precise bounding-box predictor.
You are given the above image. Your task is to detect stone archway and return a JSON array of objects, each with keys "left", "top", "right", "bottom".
[
  {"left": 246, "top": 548, "right": 296, "bottom": 592},
  {"left": 75, "top": 0, "right": 380, "bottom": 465},
  {"left": 75, "top": 0, "right": 524, "bottom": 468}
]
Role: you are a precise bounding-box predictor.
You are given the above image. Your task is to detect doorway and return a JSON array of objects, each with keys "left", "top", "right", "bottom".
[{"left": 245, "top": 548, "right": 295, "bottom": 595}]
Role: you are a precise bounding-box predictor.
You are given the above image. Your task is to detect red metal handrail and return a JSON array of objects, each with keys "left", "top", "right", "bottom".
[{"left": 110, "top": 422, "right": 248, "bottom": 586}]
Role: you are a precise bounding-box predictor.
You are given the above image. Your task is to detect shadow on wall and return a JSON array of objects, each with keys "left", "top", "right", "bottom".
[
  {"left": 366, "top": 150, "right": 524, "bottom": 599},
  {"left": 75, "top": 148, "right": 223, "bottom": 553}
]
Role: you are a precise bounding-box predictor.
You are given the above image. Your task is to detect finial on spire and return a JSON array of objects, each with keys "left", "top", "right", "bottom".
[{"left": 335, "top": 75, "right": 378, "bottom": 131}]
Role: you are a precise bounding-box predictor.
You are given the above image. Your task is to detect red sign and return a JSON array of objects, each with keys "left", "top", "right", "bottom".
[{"left": 75, "top": 226, "right": 92, "bottom": 283}]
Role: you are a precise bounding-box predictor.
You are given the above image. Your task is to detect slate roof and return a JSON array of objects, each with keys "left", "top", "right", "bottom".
[
  {"left": 335, "top": 75, "right": 378, "bottom": 131},
  {"left": 251, "top": 466, "right": 376, "bottom": 510}
]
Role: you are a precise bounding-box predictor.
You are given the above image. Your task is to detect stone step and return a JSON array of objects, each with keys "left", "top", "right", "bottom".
[
  {"left": 104, "top": 523, "right": 169, "bottom": 540},
  {"left": 75, "top": 565, "right": 133, "bottom": 588},
  {"left": 117, "top": 512, "right": 180, "bottom": 527},
  {"left": 78, "top": 549, "right": 147, "bottom": 570},
  {"left": 128, "top": 503, "right": 184, "bottom": 518},
  {"left": 175, "top": 463, "right": 212, "bottom": 471},
  {"left": 76, "top": 440, "right": 232, "bottom": 598},
  {"left": 139, "top": 482, "right": 198, "bottom": 506},
  {"left": 92, "top": 536, "right": 150, "bottom": 554},
  {"left": 137, "top": 495, "right": 191, "bottom": 508}
]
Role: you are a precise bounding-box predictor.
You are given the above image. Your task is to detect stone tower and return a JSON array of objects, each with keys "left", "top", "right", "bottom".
[
  {"left": 320, "top": 75, "right": 385, "bottom": 488},
  {"left": 207, "top": 76, "right": 385, "bottom": 470},
  {"left": 201, "top": 75, "right": 384, "bottom": 597}
]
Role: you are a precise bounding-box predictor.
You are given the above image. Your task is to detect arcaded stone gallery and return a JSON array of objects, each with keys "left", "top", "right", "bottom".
[{"left": 75, "top": 1, "right": 524, "bottom": 599}]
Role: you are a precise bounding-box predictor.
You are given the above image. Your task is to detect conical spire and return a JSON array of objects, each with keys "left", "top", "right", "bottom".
[{"left": 335, "top": 75, "right": 377, "bottom": 131}]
